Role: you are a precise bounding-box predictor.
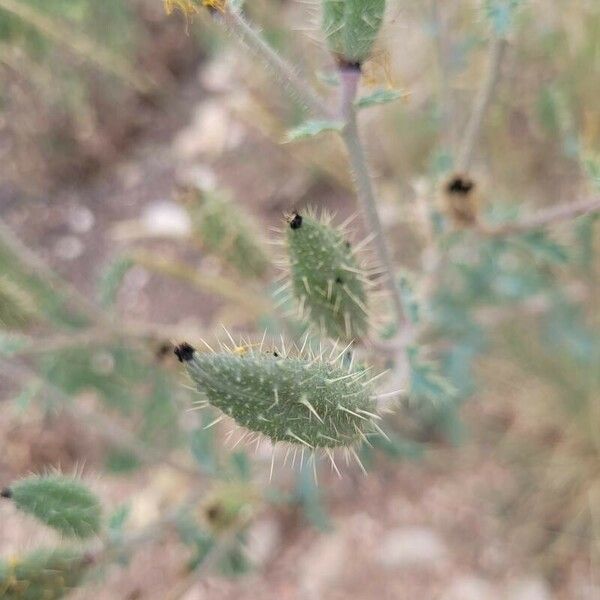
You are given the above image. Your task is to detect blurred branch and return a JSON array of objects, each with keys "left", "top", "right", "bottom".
[
  {"left": 431, "top": 0, "right": 454, "bottom": 150},
  {"left": 130, "top": 251, "right": 272, "bottom": 316},
  {"left": 456, "top": 35, "right": 507, "bottom": 173},
  {"left": 480, "top": 196, "right": 600, "bottom": 237},
  {"left": 0, "top": 0, "right": 155, "bottom": 93}
]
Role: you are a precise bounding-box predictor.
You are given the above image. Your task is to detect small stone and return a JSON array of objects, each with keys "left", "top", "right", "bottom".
[
  {"left": 444, "top": 576, "right": 499, "bottom": 600},
  {"left": 377, "top": 527, "right": 447, "bottom": 568},
  {"left": 141, "top": 201, "right": 191, "bottom": 237},
  {"left": 506, "top": 577, "right": 552, "bottom": 600},
  {"left": 54, "top": 235, "right": 83, "bottom": 260}
]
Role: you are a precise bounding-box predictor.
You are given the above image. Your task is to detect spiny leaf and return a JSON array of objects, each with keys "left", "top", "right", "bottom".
[
  {"left": 322, "top": 0, "right": 386, "bottom": 64},
  {"left": 355, "top": 88, "right": 406, "bottom": 109},
  {"left": 285, "top": 120, "right": 344, "bottom": 142},
  {"left": 0, "top": 548, "right": 91, "bottom": 600},
  {"left": 285, "top": 211, "right": 370, "bottom": 341},
  {"left": 178, "top": 340, "right": 380, "bottom": 449},
  {"left": 6, "top": 474, "right": 102, "bottom": 539}
]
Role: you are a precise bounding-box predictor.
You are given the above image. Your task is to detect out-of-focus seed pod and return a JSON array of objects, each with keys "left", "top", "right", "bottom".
[
  {"left": 0, "top": 548, "right": 92, "bottom": 600},
  {"left": 322, "top": 0, "right": 386, "bottom": 66},
  {"left": 440, "top": 173, "right": 481, "bottom": 227},
  {"left": 7, "top": 474, "right": 102, "bottom": 540},
  {"left": 179, "top": 186, "right": 270, "bottom": 280}
]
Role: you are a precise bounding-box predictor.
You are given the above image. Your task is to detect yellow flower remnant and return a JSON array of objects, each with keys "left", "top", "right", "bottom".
[{"left": 164, "top": 0, "right": 225, "bottom": 17}]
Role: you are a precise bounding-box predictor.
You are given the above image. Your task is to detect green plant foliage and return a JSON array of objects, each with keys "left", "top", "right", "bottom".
[
  {"left": 285, "top": 212, "right": 370, "bottom": 341},
  {"left": 98, "top": 256, "right": 134, "bottom": 309},
  {"left": 322, "top": 0, "right": 386, "bottom": 64},
  {"left": 0, "top": 238, "right": 88, "bottom": 330},
  {"left": 0, "top": 548, "right": 91, "bottom": 600},
  {"left": 6, "top": 474, "right": 102, "bottom": 539},
  {"left": 183, "top": 187, "right": 270, "bottom": 279},
  {"left": 355, "top": 89, "right": 406, "bottom": 109},
  {"left": 285, "top": 119, "right": 344, "bottom": 141},
  {"left": 179, "top": 340, "right": 380, "bottom": 450}
]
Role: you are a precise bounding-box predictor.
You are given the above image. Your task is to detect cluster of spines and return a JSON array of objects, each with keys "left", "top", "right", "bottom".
[
  {"left": 275, "top": 209, "right": 377, "bottom": 342},
  {"left": 176, "top": 333, "right": 388, "bottom": 476},
  {"left": 321, "top": 0, "right": 387, "bottom": 66}
]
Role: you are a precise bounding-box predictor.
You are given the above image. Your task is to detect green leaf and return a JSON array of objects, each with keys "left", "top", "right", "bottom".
[
  {"left": 0, "top": 332, "right": 27, "bottom": 357},
  {"left": 517, "top": 231, "right": 570, "bottom": 264},
  {"left": 408, "top": 346, "right": 456, "bottom": 406},
  {"left": 355, "top": 88, "right": 406, "bottom": 109},
  {"left": 284, "top": 120, "right": 343, "bottom": 142},
  {"left": 484, "top": 0, "right": 522, "bottom": 35},
  {"left": 7, "top": 474, "right": 102, "bottom": 539},
  {"left": 98, "top": 256, "right": 134, "bottom": 308}
]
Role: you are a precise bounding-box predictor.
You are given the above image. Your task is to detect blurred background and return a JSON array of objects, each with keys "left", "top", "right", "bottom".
[{"left": 0, "top": 0, "right": 599, "bottom": 598}]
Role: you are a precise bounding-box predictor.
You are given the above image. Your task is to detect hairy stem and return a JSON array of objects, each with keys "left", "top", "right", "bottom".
[
  {"left": 340, "top": 72, "right": 407, "bottom": 333},
  {"left": 456, "top": 35, "right": 507, "bottom": 173},
  {"left": 218, "top": 7, "right": 330, "bottom": 118}
]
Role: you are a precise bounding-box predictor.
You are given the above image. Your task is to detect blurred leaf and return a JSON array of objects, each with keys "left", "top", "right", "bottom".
[
  {"left": 293, "top": 464, "right": 330, "bottom": 531},
  {"left": 408, "top": 346, "right": 456, "bottom": 406},
  {"left": 484, "top": 0, "right": 522, "bottom": 35},
  {"left": 0, "top": 332, "right": 27, "bottom": 356},
  {"left": 355, "top": 88, "right": 406, "bottom": 109},
  {"left": 189, "top": 423, "right": 218, "bottom": 475},
  {"left": 228, "top": 451, "right": 251, "bottom": 482},
  {"left": 98, "top": 256, "right": 134, "bottom": 308},
  {"left": 105, "top": 449, "right": 141, "bottom": 474},
  {"left": 516, "top": 231, "right": 570, "bottom": 264},
  {"left": 398, "top": 272, "right": 421, "bottom": 325},
  {"left": 284, "top": 119, "right": 343, "bottom": 142}
]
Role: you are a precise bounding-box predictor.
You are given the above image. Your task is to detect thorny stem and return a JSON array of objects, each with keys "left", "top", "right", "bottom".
[
  {"left": 218, "top": 7, "right": 331, "bottom": 118},
  {"left": 456, "top": 35, "right": 507, "bottom": 172}
]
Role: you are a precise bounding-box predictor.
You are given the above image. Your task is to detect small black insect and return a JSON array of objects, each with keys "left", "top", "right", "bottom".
[
  {"left": 272, "top": 351, "right": 279, "bottom": 357},
  {"left": 335, "top": 276, "right": 344, "bottom": 284},
  {"left": 174, "top": 342, "right": 196, "bottom": 363},
  {"left": 447, "top": 176, "right": 474, "bottom": 195},
  {"left": 0, "top": 488, "right": 12, "bottom": 499},
  {"left": 289, "top": 213, "right": 303, "bottom": 230}
]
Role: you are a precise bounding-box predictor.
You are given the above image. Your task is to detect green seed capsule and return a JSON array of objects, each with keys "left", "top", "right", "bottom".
[
  {"left": 322, "top": 0, "right": 386, "bottom": 65},
  {"left": 8, "top": 474, "right": 102, "bottom": 540},
  {"left": 181, "top": 186, "right": 270, "bottom": 280},
  {"left": 179, "top": 341, "right": 379, "bottom": 449},
  {"left": 286, "top": 212, "right": 369, "bottom": 341},
  {"left": 0, "top": 548, "right": 91, "bottom": 600}
]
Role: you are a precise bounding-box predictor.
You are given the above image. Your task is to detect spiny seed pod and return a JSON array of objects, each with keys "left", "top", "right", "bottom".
[
  {"left": 179, "top": 186, "right": 270, "bottom": 280},
  {"left": 0, "top": 548, "right": 91, "bottom": 600},
  {"left": 176, "top": 340, "right": 383, "bottom": 460},
  {"left": 201, "top": 482, "right": 257, "bottom": 533},
  {"left": 322, "top": 0, "right": 386, "bottom": 66},
  {"left": 284, "top": 211, "right": 370, "bottom": 341},
  {"left": 440, "top": 173, "right": 481, "bottom": 227},
  {"left": 6, "top": 474, "right": 102, "bottom": 539}
]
